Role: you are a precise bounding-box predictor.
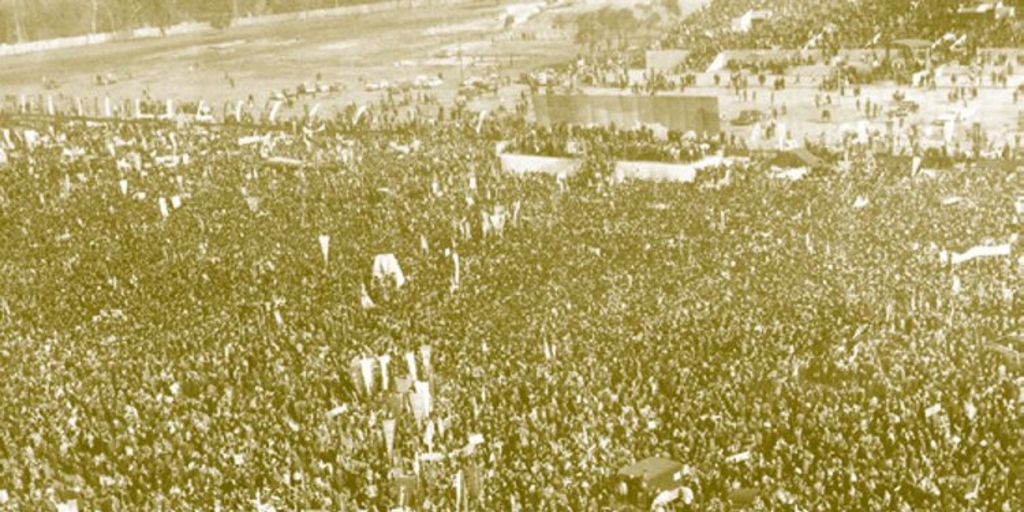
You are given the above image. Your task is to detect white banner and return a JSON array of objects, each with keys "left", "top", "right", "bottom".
[{"left": 951, "top": 244, "right": 1011, "bottom": 265}]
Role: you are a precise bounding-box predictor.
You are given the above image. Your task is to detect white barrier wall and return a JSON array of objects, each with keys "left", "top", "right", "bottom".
[{"left": 500, "top": 154, "right": 582, "bottom": 176}]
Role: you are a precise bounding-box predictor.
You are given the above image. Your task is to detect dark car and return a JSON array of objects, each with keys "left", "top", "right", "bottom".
[{"left": 731, "top": 110, "right": 763, "bottom": 126}]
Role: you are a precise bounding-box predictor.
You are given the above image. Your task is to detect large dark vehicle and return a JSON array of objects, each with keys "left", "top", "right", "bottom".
[{"left": 731, "top": 109, "right": 763, "bottom": 126}]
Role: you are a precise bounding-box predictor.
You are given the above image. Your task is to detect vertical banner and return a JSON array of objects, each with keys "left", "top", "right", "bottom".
[
  {"left": 360, "top": 358, "right": 375, "bottom": 394},
  {"left": 318, "top": 235, "right": 330, "bottom": 268},
  {"left": 75, "top": 97, "right": 84, "bottom": 117},
  {"left": 413, "top": 381, "right": 432, "bottom": 417},
  {"left": 235, "top": 100, "right": 244, "bottom": 122},
  {"left": 47, "top": 95, "right": 55, "bottom": 116},
  {"left": 451, "top": 250, "right": 460, "bottom": 291},
  {"left": 383, "top": 418, "right": 396, "bottom": 458},
  {"left": 475, "top": 110, "right": 488, "bottom": 135},
  {"left": 165, "top": 99, "right": 174, "bottom": 119},
  {"left": 158, "top": 197, "right": 170, "bottom": 219},
  {"left": 104, "top": 96, "right": 112, "bottom": 118},
  {"left": 268, "top": 101, "right": 282, "bottom": 123},
  {"left": 378, "top": 354, "right": 391, "bottom": 391}
]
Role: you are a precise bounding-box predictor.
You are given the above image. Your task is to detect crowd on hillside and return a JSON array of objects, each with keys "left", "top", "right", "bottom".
[{"left": 0, "top": 88, "right": 1021, "bottom": 512}]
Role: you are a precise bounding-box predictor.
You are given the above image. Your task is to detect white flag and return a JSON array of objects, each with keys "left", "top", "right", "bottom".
[
  {"left": 451, "top": 251, "right": 460, "bottom": 290},
  {"left": 360, "top": 358, "right": 375, "bottom": 394},
  {"left": 268, "top": 101, "right": 283, "bottom": 123},
  {"left": 911, "top": 155, "right": 921, "bottom": 175},
  {"left": 318, "top": 235, "right": 330, "bottom": 267},
  {"left": 158, "top": 197, "right": 169, "bottom": 219},
  {"left": 309, "top": 103, "right": 321, "bottom": 120},
  {"left": 119, "top": 179, "right": 128, "bottom": 196},
  {"left": 378, "top": 354, "right": 391, "bottom": 391},
  {"left": 475, "top": 110, "right": 488, "bottom": 135},
  {"left": 372, "top": 253, "right": 406, "bottom": 288},
  {"left": 383, "top": 418, "right": 396, "bottom": 457},
  {"left": 353, "top": 105, "right": 367, "bottom": 124}
]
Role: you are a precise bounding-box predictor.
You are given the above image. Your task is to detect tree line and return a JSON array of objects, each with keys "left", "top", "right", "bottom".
[{"left": 0, "top": 0, "right": 388, "bottom": 43}]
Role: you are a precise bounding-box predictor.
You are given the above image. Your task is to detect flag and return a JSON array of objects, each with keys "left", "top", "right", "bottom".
[
  {"left": 424, "top": 419, "right": 435, "bottom": 450},
  {"left": 475, "top": 110, "right": 488, "bottom": 135},
  {"left": 235, "top": 100, "right": 244, "bottom": 121},
  {"left": 318, "top": 235, "right": 330, "bottom": 267},
  {"left": 912, "top": 155, "right": 922, "bottom": 175},
  {"left": 309, "top": 103, "right": 321, "bottom": 120},
  {"left": 360, "top": 284, "right": 376, "bottom": 310},
  {"left": 165, "top": 98, "right": 174, "bottom": 118},
  {"left": 372, "top": 254, "right": 406, "bottom": 288},
  {"left": 158, "top": 197, "right": 169, "bottom": 219},
  {"left": 170, "top": 195, "right": 182, "bottom": 209},
  {"left": 378, "top": 354, "right": 391, "bottom": 390},
  {"left": 104, "top": 96, "right": 112, "bottom": 117},
  {"left": 454, "top": 470, "right": 464, "bottom": 511},
  {"left": 353, "top": 105, "right": 367, "bottom": 124},
  {"left": 383, "top": 418, "right": 396, "bottom": 457},
  {"left": 451, "top": 251, "right": 460, "bottom": 291},
  {"left": 47, "top": 95, "right": 55, "bottom": 116},
  {"left": 360, "top": 358, "right": 376, "bottom": 394},
  {"left": 951, "top": 244, "right": 1011, "bottom": 264},
  {"left": 268, "top": 101, "right": 283, "bottom": 123},
  {"left": 413, "top": 381, "right": 432, "bottom": 417}
]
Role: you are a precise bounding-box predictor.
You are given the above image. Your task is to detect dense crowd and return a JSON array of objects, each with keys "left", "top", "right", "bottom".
[
  {"left": 506, "top": 124, "right": 724, "bottom": 163},
  {"left": 0, "top": 83, "right": 1021, "bottom": 512},
  {"left": 657, "top": 0, "right": 1024, "bottom": 71}
]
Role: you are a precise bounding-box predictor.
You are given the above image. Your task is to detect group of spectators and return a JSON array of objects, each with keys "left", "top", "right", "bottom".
[
  {"left": 506, "top": 124, "right": 724, "bottom": 164},
  {"left": 0, "top": 82, "right": 1020, "bottom": 512},
  {"left": 657, "top": 0, "right": 1024, "bottom": 71}
]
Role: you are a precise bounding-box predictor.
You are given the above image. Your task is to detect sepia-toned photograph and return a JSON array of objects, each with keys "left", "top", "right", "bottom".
[{"left": 0, "top": 0, "right": 1021, "bottom": 510}]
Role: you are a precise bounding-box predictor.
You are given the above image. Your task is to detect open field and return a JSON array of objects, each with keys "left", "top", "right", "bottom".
[{"left": 1, "top": 0, "right": 1020, "bottom": 145}]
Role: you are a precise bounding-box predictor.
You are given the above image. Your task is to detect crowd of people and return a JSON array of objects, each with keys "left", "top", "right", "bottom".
[
  {"left": 656, "top": 0, "right": 1024, "bottom": 71},
  {"left": 0, "top": 72, "right": 1020, "bottom": 512},
  {"left": 506, "top": 124, "right": 724, "bottom": 164}
]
